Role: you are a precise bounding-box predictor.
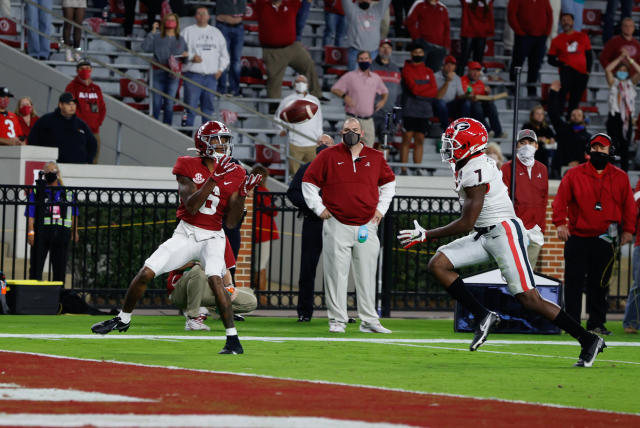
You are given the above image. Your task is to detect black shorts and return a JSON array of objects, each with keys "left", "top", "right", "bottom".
[{"left": 403, "top": 117, "right": 428, "bottom": 134}]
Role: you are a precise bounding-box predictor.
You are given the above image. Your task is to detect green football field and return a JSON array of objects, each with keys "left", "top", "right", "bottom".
[{"left": 1, "top": 315, "right": 639, "bottom": 414}]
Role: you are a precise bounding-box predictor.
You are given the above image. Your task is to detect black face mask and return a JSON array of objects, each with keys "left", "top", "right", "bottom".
[
  {"left": 589, "top": 151, "right": 610, "bottom": 170},
  {"left": 358, "top": 2, "right": 370, "bottom": 9},
  {"left": 44, "top": 172, "right": 58, "bottom": 183},
  {"left": 412, "top": 55, "right": 425, "bottom": 63},
  {"left": 343, "top": 131, "right": 361, "bottom": 147}
]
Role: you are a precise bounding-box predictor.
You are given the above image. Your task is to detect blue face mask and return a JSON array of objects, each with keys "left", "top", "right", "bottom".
[
  {"left": 616, "top": 71, "right": 629, "bottom": 80},
  {"left": 572, "top": 124, "right": 585, "bottom": 132},
  {"left": 358, "top": 61, "right": 371, "bottom": 71}
]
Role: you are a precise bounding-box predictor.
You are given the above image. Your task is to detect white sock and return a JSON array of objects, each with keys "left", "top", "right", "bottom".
[
  {"left": 226, "top": 327, "right": 237, "bottom": 336},
  {"left": 118, "top": 311, "right": 131, "bottom": 324}
]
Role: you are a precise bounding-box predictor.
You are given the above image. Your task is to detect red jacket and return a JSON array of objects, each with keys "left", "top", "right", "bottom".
[
  {"left": 256, "top": 0, "right": 300, "bottom": 48},
  {"left": 599, "top": 36, "right": 640, "bottom": 76},
  {"left": 460, "top": 0, "right": 495, "bottom": 38},
  {"left": 65, "top": 77, "right": 106, "bottom": 134},
  {"left": 552, "top": 162, "right": 637, "bottom": 237},
  {"left": 303, "top": 143, "right": 395, "bottom": 225},
  {"left": 402, "top": 61, "right": 438, "bottom": 98},
  {"left": 508, "top": 0, "right": 552, "bottom": 37},
  {"left": 324, "top": 0, "right": 344, "bottom": 15},
  {"left": 405, "top": 0, "right": 450, "bottom": 49},
  {"left": 17, "top": 114, "right": 38, "bottom": 143},
  {"left": 501, "top": 159, "right": 548, "bottom": 233},
  {"left": 548, "top": 31, "right": 592, "bottom": 74},
  {"left": 461, "top": 75, "right": 488, "bottom": 95},
  {"left": 254, "top": 185, "right": 280, "bottom": 242}
]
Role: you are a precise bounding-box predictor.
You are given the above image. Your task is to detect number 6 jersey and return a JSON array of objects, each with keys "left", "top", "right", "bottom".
[{"left": 454, "top": 154, "right": 516, "bottom": 227}]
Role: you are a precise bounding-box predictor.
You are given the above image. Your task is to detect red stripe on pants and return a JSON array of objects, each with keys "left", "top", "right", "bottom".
[{"left": 501, "top": 220, "right": 530, "bottom": 291}]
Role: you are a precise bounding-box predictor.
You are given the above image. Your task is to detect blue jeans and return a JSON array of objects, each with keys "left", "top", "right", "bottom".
[
  {"left": 217, "top": 22, "right": 244, "bottom": 95},
  {"left": 561, "top": 0, "right": 584, "bottom": 31},
  {"left": 183, "top": 71, "right": 217, "bottom": 127},
  {"left": 296, "top": 0, "right": 312, "bottom": 41},
  {"left": 323, "top": 12, "right": 346, "bottom": 46},
  {"left": 26, "top": 0, "right": 52, "bottom": 59},
  {"left": 432, "top": 99, "right": 471, "bottom": 131},
  {"left": 347, "top": 48, "right": 378, "bottom": 71},
  {"left": 152, "top": 69, "right": 180, "bottom": 126},
  {"left": 603, "top": 0, "right": 632, "bottom": 43},
  {"left": 623, "top": 246, "right": 640, "bottom": 329}
]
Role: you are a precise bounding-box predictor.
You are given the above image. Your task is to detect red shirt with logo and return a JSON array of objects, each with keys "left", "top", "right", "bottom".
[
  {"left": 303, "top": 143, "right": 395, "bottom": 225},
  {"left": 460, "top": 0, "right": 495, "bottom": 38},
  {"left": 461, "top": 75, "right": 488, "bottom": 95},
  {"left": 548, "top": 31, "right": 592, "bottom": 74},
  {"left": 256, "top": 0, "right": 300, "bottom": 48},
  {"left": 599, "top": 35, "right": 640, "bottom": 76},
  {"left": 402, "top": 61, "right": 438, "bottom": 98},
  {"left": 172, "top": 156, "right": 246, "bottom": 231},
  {"left": 65, "top": 77, "right": 107, "bottom": 134},
  {"left": 0, "top": 111, "right": 24, "bottom": 139},
  {"left": 501, "top": 158, "right": 548, "bottom": 233},
  {"left": 405, "top": 0, "right": 450, "bottom": 49}
]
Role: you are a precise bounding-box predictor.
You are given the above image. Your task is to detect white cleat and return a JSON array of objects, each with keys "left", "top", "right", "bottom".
[
  {"left": 185, "top": 315, "right": 210, "bottom": 331},
  {"left": 359, "top": 321, "right": 392, "bottom": 334}
]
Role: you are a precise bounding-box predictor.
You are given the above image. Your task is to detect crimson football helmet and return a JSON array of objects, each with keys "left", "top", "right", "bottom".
[
  {"left": 193, "top": 120, "right": 232, "bottom": 159},
  {"left": 440, "top": 118, "right": 488, "bottom": 164}
]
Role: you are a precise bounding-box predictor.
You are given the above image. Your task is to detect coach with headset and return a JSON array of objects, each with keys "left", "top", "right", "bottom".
[{"left": 552, "top": 133, "right": 637, "bottom": 336}]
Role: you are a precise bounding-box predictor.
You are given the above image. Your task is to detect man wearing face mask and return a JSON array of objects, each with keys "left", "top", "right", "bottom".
[
  {"left": 552, "top": 133, "right": 636, "bottom": 336},
  {"left": 274, "top": 75, "right": 323, "bottom": 175},
  {"left": 302, "top": 118, "right": 396, "bottom": 333},
  {"left": 0, "top": 87, "right": 25, "bottom": 146},
  {"left": 500, "top": 129, "right": 548, "bottom": 269},
  {"left": 65, "top": 61, "right": 106, "bottom": 164},
  {"left": 371, "top": 39, "right": 402, "bottom": 147},
  {"left": 342, "top": 0, "right": 392, "bottom": 71},
  {"left": 331, "top": 51, "right": 389, "bottom": 147}
]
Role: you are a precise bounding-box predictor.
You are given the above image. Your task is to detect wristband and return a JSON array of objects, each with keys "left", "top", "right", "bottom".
[{"left": 27, "top": 231, "right": 34, "bottom": 236}]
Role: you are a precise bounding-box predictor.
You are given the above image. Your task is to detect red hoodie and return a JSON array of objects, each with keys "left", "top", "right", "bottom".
[
  {"left": 65, "top": 76, "right": 106, "bottom": 134},
  {"left": 402, "top": 60, "right": 438, "bottom": 98},
  {"left": 405, "top": 0, "right": 450, "bottom": 49},
  {"left": 460, "top": 0, "right": 495, "bottom": 39},
  {"left": 508, "top": 0, "right": 552, "bottom": 37}
]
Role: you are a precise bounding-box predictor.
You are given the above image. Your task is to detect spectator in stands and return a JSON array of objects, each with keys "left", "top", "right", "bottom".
[
  {"left": 331, "top": 51, "right": 389, "bottom": 147},
  {"left": 600, "top": 18, "right": 640, "bottom": 77},
  {"left": 549, "top": 0, "right": 562, "bottom": 45},
  {"left": 485, "top": 141, "right": 504, "bottom": 168},
  {"left": 547, "top": 80, "right": 590, "bottom": 177},
  {"left": 274, "top": 75, "right": 323, "bottom": 175},
  {"left": 29, "top": 92, "right": 97, "bottom": 164},
  {"left": 323, "top": 0, "right": 346, "bottom": 46},
  {"left": 65, "top": 60, "right": 106, "bottom": 163},
  {"left": 399, "top": 44, "right": 439, "bottom": 175},
  {"left": 25, "top": 0, "right": 52, "bottom": 60},
  {"left": 14, "top": 97, "right": 39, "bottom": 144},
  {"left": 457, "top": 0, "right": 495, "bottom": 76},
  {"left": 0, "top": 87, "right": 25, "bottom": 146},
  {"left": 461, "top": 61, "right": 505, "bottom": 138},
  {"left": 181, "top": 7, "right": 229, "bottom": 129},
  {"left": 623, "top": 176, "right": 640, "bottom": 334},
  {"left": 252, "top": 165, "right": 279, "bottom": 302},
  {"left": 548, "top": 13, "right": 593, "bottom": 114},
  {"left": 603, "top": 1, "right": 633, "bottom": 44},
  {"left": 371, "top": 39, "right": 402, "bottom": 146},
  {"left": 553, "top": 133, "right": 636, "bottom": 336},
  {"left": 561, "top": 0, "right": 584, "bottom": 31},
  {"left": 604, "top": 52, "right": 640, "bottom": 172},
  {"left": 508, "top": 0, "right": 552, "bottom": 97},
  {"left": 342, "top": 0, "right": 392, "bottom": 71},
  {"left": 216, "top": 0, "right": 246, "bottom": 96},
  {"left": 501, "top": 129, "right": 548, "bottom": 269},
  {"left": 26, "top": 161, "right": 79, "bottom": 282},
  {"left": 142, "top": 14, "right": 187, "bottom": 126},
  {"left": 522, "top": 104, "right": 555, "bottom": 169},
  {"left": 62, "top": 0, "right": 86, "bottom": 62},
  {"left": 122, "top": 0, "right": 136, "bottom": 48},
  {"left": 405, "top": 0, "right": 450, "bottom": 72},
  {"left": 434, "top": 56, "right": 468, "bottom": 131},
  {"left": 256, "top": 0, "right": 323, "bottom": 100},
  {"left": 296, "top": 0, "right": 312, "bottom": 41},
  {"left": 391, "top": 0, "right": 412, "bottom": 37}
]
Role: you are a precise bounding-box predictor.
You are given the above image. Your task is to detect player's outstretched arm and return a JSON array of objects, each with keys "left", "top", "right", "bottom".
[
  {"left": 429, "top": 184, "right": 486, "bottom": 239},
  {"left": 224, "top": 174, "right": 262, "bottom": 229}
]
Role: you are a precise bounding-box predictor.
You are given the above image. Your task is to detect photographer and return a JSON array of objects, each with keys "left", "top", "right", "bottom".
[{"left": 552, "top": 134, "right": 636, "bottom": 335}]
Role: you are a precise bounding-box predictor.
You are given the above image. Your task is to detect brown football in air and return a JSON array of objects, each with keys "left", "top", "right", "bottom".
[{"left": 279, "top": 99, "right": 319, "bottom": 124}]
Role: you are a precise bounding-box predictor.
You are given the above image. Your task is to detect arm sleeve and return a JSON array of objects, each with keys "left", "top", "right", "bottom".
[
  {"left": 286, "top": 165, "right": 310, "bottom": 210},
  {"left": 599, "top": 41, "right": 612, "bottom": 69},
  {"left": 376, "top": 75, "right": 389, "bottom": 95},
  {"left": 218, "top": 32, "right": 230, "bottom": 71},
  {"left": 302, "top": 153, "right": 327, "bottom": 216},
  {"left": 402, "top": 67, "right": 419, "bottom": 95},
  {"left": 273, "top": 97, "right": 288, "bottom": 131},
  {"left": 551, "top": 174, "right": 571, "bottom": 226},
  {"left": 331, "top": 73, "right": 349, "bottom": 94},
  {"left": 172, "top": 157, "right": 191, "bottom": 177},
  {"left": 302, "top": 181, "right": 326, "bottom": 216},
  {"left": 547, "top": 54, "right": 561, "bottom": 67},
  {"left": 405, "top": 3, "right": 419, "bottom": 40},
  {"left": 376, "top": 180, "right": 396, "bottom": 215},
  {"left": 507, "top": 0, "right": 523, "bottom": 35},
  {"left": 141, "top": 32, "right": 155, "bottom": 52}
]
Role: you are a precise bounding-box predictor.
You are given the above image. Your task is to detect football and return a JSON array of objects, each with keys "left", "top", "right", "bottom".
[{"left": 279, "top": 99, "right": 319, "bottom": 124}]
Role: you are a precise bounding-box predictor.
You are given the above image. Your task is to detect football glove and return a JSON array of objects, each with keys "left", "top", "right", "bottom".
[
  {"left": 239, "top": 174, "right": 262, "bottom": 197},
  {"left": 397, "top": 220, "right": 428, "bottom": 249},
  {"left": 210, "top": 155, "right": 237, "bottom": 180}
]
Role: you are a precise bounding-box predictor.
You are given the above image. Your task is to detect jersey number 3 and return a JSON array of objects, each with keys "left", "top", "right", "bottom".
[{"left": 4, "top": 119, "right": 16, "bottom": 138}]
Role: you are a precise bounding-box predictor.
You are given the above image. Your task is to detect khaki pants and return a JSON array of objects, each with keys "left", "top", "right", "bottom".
[
  {"left": 322, "top": 216, "right": 380, "bottom": 325},
  {"left": 289, "top": 144, "right": 317, "bottom": 175},
  {"left": 347, "top": 116, "right": 375, "bottom": 147},
  {"left": 263, "top": 42, "right": 322, "bottom": 99},
  {"left": 169, "top": 265, "right": 257, "bottom": 317}
]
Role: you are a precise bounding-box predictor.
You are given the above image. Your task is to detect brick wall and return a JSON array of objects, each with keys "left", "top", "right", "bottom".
[
  {"left": 537, "top": 194, "right": 564, "bottom": 279},
  {"left": 235, "top": 194, "right": 254, "bottom": 288}
]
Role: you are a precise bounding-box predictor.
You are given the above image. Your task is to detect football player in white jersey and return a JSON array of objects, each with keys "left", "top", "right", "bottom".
[{"left": 398, "top": 118, "right": 606, "bottom": 367}]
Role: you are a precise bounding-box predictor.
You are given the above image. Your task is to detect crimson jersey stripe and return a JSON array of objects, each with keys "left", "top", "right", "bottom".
[{"left": 501, "top": 220, "right": 531, "bottom": 292}]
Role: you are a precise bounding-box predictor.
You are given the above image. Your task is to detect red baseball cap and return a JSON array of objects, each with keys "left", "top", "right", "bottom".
[
  {"left": 379, "top": 39, "right": 392, "bottom": 47},
  {"left": 590, "top": 133, "right": 612, "bottom": 147},
  {"left": 468, "top": 61, "right": 483, "bottom": 70},
  {"left": 444, "top": 55, "right": 457, "bottom": 64}
]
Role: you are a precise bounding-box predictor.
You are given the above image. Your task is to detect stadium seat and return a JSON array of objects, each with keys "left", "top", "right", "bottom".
[
  {"left": 324, "top": 46, "right": 348, "bottom": 77},
  {"left": 244, "top": 3, "right": 259, "bottom": 33},
  {"left": 0, "top": 18, "right": 18, "bottom": 36}
]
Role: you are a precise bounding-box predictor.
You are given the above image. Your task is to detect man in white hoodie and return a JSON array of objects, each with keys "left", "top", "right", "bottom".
[{"left": 181, "top": 7, "right": 230, "bottom": 129}]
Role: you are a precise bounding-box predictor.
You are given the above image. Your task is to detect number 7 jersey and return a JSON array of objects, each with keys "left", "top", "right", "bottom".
[
  {"left": 454, "top": 154, "right": 516, "bottom": 227},
  {"left": 172, "top": 156, "right": 247, "bottom": 231}
]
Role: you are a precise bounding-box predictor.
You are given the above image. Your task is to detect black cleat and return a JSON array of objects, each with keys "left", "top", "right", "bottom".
[
  {"left": 470, "top": 311, "right": 501, "bottom": 351},
  {"left": 91, "top": 316, "right": 130, "bottom": 335},
  {"left": 219, "top": 335, "right": 244, "bottom": 355},
  {"left": 575, "top": 334, "right": 606, "bottom": 367},
  {"left": 233, "top": 314, "right": 245, "bottom": 321},
  {"left": 297, "top": 315, "right": 311, "bottom": 322}
]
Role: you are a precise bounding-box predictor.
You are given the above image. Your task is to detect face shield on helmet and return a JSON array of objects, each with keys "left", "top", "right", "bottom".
[{"left": 193, "top": 121, "right": 233, "bottom": 160}]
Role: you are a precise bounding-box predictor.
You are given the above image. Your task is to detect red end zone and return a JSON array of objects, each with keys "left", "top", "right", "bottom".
[{"left": 0, "top": 351, "right": 638, "bottom": 427}]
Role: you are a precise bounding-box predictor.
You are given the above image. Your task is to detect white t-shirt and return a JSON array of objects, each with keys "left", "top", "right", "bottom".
[
  {"left": 454, "top": 154, "right": 516, "bottom": 228},
  {"left": 273, "top": 93, "right": 323, "bottom": 147}
]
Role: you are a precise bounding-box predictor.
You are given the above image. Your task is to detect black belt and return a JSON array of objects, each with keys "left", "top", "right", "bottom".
[{"left": 473, "top": 225, "right": 496, "bottom": 240}]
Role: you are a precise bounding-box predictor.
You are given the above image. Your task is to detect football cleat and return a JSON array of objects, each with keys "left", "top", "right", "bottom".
[
  {"left": 219, "top": 335, "right": 244, "bottom": 354},
  {"left": 91, "top": 316, "right": 130, "bottom": 335},
  {"left": 359, "top": 321, "right": 392, "bottom": 334},
  {"left": 469, "top": 311, "right": 500, "bottom": 351},
  {"left": 575, "top": 335, "right": 606, "bottom": 367},
  {"left": 185, "top": 315, "right": 210, "bottom": 331}
]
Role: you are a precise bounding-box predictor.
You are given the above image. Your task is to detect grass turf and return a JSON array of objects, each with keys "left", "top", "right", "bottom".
[{"left": 1, "top": 315, "right": 638, "bottom": 413}]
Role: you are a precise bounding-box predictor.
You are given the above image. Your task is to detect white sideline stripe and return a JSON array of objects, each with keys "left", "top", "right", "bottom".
[
  {"left": 1, "top": 349, "right": 639, "bottom": 418},
  {"left": 0, "top": 384, "right": 155, "bottom": 402},
  {"left": 1, "top": 333, "right": 640, "bottom": 347},
  {"left": 0, "top": 414, "right": 414, "bottom": 428}
]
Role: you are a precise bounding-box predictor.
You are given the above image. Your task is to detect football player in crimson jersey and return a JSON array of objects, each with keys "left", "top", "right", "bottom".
[
  {"left": 0, "top": 87, "right": 25, "bottom": 146},
  {"left": 398, "top": 118, "right": 606, "bottom": 367},
  {"left": 91, "top": 121, "right": 262, "bottom": 355}
]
